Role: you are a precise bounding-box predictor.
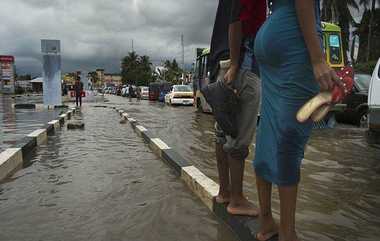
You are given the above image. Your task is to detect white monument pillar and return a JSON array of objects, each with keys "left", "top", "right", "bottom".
[{"left": 41, "top": 39, "right": 62, "bottom": 107}]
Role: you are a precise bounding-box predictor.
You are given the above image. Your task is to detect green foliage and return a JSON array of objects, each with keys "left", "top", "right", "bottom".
[
  {"left": 121, "top": 52, "right": 152, "bottom": 86},
  {"left": 88, "top": 71, "right": 99, "bottom": 87},
  {"left": 163, "top": 59, "right": 183, "bottom": 84},
  {"left": 321, "top": 0, "right": 359, "bottom": 63},
  {"left": 354, "top": 61, "right": 378, "bottom": 74},
  {"left": 321, "top": 0, "right": 380, "bottom": 63}
]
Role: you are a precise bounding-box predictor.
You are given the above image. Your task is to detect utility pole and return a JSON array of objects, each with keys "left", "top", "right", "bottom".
[
  {"left": 181, "top": 34, "right": 185, "bottom": 72},
  {"left": 132, "top": 39, "right": 134, "bottom": 53}
]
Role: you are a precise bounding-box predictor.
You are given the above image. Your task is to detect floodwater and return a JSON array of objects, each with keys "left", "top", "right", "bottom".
[
  {"left": 0, "top": 105, "right": 237, "bottom": 241},
  {"left": 0, "top": 95, "right": 61, "bottom": 152},
  {"left": 108, "top": 95, "right": 380, "bottom": 241}
]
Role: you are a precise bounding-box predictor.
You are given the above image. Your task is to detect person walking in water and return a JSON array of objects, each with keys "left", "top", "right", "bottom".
[
  {"left": 253, "top": 0, "right": 340, "bottom": 240},
  {"left": 128, "top": 85, "right": 134, "bottom": 102},
  {"left": 208, "top": 0, "right": 266, "bottom": 216},
  {"left": 74, "top": 76, "right": 84, "bottom": 107}
]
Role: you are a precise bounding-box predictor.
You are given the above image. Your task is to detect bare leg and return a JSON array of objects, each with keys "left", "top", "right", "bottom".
[
  {"left": 227, "top": 155, "right": 259, "bottom": 216},
  {"left": 256, "top": 174, "right": 278, "bottom": 241},
  {"left": 279, "top": 185, "right": 299, "bottom": 241},
  {"left": 216, "top": 143, "right": 230, "bottom": 203}
]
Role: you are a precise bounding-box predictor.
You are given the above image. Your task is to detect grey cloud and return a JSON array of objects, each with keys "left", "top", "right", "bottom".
[{"left": 0, "top": 0, "right": 218, "bottom": 75}]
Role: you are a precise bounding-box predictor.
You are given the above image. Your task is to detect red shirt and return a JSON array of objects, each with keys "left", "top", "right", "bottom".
[{"left": 239, "top": 0, "right": 267, "bottom": 37}]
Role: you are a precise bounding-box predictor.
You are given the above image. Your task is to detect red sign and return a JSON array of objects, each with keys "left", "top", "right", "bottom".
[{"left": 0, "top": 55, "right": 15, "bottom": 63}]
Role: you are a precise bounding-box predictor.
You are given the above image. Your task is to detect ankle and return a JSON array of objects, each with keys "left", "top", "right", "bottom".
[
  {"left": 218, "top": 189, "right": 230, "bottom": 197},
  {"left": 279, "top": 229, "right": 297, "bottom": 241}
]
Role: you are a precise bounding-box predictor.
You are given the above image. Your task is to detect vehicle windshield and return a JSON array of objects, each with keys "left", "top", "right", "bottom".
[
  {"left": 355, "top": 74, "right": 371, "bottom": 91},
  {"left": 328, "top": 33, "right": 342, "bottom": 65},
  {"left": 142, "top": 87, "right": 149, "bottom": 91},
  {"left": 173, "top": 85, "right": 192, "bottom": 92}
]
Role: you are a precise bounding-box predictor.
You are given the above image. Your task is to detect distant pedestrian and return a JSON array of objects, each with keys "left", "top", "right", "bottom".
[
  {"left": 74, "top": 76, "right": 84, "bottom": 107},
  {"left": 128, "top": 85, "right": 134, "bottom": 102},
  {"left": 136, "top": 87, "right": 141, "bottom": 101}
]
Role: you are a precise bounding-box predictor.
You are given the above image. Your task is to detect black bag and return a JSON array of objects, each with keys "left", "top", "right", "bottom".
[{"left": 201, "top": 81, "right": 240, "bottom": 138}]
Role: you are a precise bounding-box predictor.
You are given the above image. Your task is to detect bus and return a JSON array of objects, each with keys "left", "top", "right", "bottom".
[{"left": 194, "top": 22, "right": 347, "bottom": 113}]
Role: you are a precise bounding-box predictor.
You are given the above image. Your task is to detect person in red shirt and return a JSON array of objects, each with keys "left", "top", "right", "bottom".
[{"left": 212, "top": 0, "right": 266, "bottom": 217}]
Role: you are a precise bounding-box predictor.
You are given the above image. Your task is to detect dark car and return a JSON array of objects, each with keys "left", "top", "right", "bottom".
[{"left": 335, "top": 73, "right": 371, "bottom": 127}]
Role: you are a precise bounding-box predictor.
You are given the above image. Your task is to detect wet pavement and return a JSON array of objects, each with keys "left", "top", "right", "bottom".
[
  {"left": 0, "top": 105, "right": 237, "bottom": 241},
  {"left": 107, "top": 95, "right": 380, "bottom": 241},
  {"left": 0, "top": 95, "right": 61, "bottom": 152}
]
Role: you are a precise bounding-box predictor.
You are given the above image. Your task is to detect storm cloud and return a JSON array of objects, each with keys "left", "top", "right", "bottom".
[{"left": 0, "top": 0, "right": 218, "bottom": 75}]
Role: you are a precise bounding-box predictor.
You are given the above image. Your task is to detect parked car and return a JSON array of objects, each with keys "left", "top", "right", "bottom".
[
  {"left": 104, "top": 87, "right": 113, "bottom": 94},
  {"left": 165, "top": 85, "right": 194, "bottom": 106},
  {"left": 140, "top": 86, "right": 149, "bottom": 99},
  {"left": 335, "top": 73, "right": 371, "bottom": 127},
  {"left": 369, "top": 58, "right": 380, "bottom": 132}
]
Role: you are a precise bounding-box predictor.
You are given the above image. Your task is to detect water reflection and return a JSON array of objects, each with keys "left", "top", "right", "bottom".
[
  {"left": 0, "top": 95, "right": 61, "bottom": 152},
  {"left": 110, "top": 95, "right": 380, "bottom": 241},
  {"left": 0, "top": 105, "right": 236, "bottom": 241}
]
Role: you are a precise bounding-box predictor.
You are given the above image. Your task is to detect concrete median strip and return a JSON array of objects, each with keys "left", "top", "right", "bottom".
[
  {"left": 181, "top": 165, "right": 219, "bottom": 211},
  {"left": 135, "top": 125, "right": 148, "bottom": 136},
  {"left": 150, "top": 138, "right": 170, "bottom": 157},
  {"left": 27, "top": 129, "right": 48, "bottom": 145},
  {"left": 0, "top": 109, "right": 75, "bottom": 182},
  {"left": 48, "top": 120, "right": 60, "bottom": 130},
  {"left": 0, "top": 148, "right": 23, "bottom": 181},
  {"left": 119, "top": 110, "right": 268, "bottom": 241}
]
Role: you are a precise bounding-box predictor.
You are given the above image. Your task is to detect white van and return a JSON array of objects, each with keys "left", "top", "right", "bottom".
[{"left": 368, "top": 58, "right": 380, "bottom": 132}]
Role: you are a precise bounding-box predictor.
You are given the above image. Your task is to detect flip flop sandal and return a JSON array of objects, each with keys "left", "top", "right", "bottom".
[
  {"left": 255, "top": 231, "right": 279, "bottom": 241},
  {"left": 297, "top": 66, "right": 354, "bottom": 123}
]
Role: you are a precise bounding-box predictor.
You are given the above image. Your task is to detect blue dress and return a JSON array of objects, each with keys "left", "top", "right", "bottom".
[{"left": 253, "top": 0, "right": 322, "bottom": 186}]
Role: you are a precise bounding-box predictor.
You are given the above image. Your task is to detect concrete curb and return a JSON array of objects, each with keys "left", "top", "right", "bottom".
[
  {"left": 0, "top": 108, "right": 74, "bottom": 182},
  {"left": 0, "top": 148, "right": 23, "bottom": 181},
  {"left": 27, "top": 129, "right": 48, "bottom": 146},
  {"left": 116, "top": 108, "right": 271, "bottom": 241}
]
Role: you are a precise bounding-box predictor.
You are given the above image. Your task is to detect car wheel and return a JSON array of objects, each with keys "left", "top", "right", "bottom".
[{"left": 358, "top": 110, "right": 369, "bottom": 128}]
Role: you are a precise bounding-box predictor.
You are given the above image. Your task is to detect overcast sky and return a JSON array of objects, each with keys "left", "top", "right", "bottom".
[{"left": 0, "top": 0, "right": 218, "bottom": 75}]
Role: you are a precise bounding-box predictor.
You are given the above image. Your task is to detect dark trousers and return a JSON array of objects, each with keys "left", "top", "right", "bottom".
[{"left": 76, "top": 94, "right": 82, "bottom": 107}]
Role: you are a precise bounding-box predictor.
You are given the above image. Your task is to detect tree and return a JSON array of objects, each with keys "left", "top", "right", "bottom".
[
  {"left": 121, "top": 52, "right": 153, "bottom": 86},
  {"left": 137, "top": 55, "right": 153, "bottom": 86},
  {"left": 88, "top": 71, "right": 99, "bottom": 87},
  {"left": 121, "top": 51, "right": 140, "bottom": 85},
  {"left": 163, "top": 59, "right": 183, "bottom": 84},
  {"left": 355, "top": 7, "right": 380, "bottom": 62},
  {"left": 321, "top": 0, "right": 359, "bottom": 63},
  {"left": 359, "top": 0, "right": 380, "bottom": 61}
]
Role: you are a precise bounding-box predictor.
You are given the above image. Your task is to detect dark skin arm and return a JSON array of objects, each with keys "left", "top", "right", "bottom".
[
  {"left": 224, "top": 21, "right": 242, "bottom": 86},
  {"left": 295, "top": 0, "right": 340, "bottom": 91}
]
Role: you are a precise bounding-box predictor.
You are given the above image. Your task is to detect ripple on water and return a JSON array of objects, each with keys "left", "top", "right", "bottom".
[{"left": 0, "top": 105, "right": 236, "bottom": 241}]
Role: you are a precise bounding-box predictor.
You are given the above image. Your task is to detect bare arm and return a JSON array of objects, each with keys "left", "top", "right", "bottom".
[
  {"left": 229, "top": 21, "right": 242, "bottom": 69},
  {"left": 224, "top": 21, "right": 242, "bottom": 85},
  {"left": 295, "top": 0, "right": 338, "bottom": 91}
]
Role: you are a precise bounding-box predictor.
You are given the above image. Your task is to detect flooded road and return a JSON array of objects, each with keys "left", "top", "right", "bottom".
[
  {"left": 0, "top": 105, "right": 236, "bottom": 241},
  {"left": 0, "top": 95, "right": 61, "bottom": 152},
  {"left": 108, "top": 95, "right": 380, "bottom": 241}
]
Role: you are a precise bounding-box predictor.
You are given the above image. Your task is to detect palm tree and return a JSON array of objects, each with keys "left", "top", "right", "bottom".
[
  {"left": 321, "top": 0, "right": 359, "bottom": 63},
  {"left": 121, "top": 51, "right": 139, "bottom": 84},
  {"left": 360, "top": 0, "right": 380, "bottom": 61}
]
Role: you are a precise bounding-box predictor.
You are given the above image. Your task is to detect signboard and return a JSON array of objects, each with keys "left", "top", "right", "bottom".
[
  {"left": 0, "top": 55, "right": 15, "bottom": 94},
  {"left": 41, "top": 40, "right": 62, "bottom": 106}
]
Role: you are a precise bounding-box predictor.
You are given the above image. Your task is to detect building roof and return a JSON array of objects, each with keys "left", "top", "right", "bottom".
[{"left": 30, "top": 77, "right": 43, "bottom": 83}]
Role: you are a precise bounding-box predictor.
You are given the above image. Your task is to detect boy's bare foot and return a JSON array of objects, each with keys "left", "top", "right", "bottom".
[
  {"left": 227, "top": 196, "right": 259, "bottom": 216},
  {"left": 216, "top": 191, "right": 230, "bottom": 204},
  {"left": 256, "top": 216, "right": 278, "bottom": 241}
]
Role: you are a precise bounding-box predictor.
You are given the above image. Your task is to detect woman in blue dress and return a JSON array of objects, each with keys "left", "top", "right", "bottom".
[{"left": 253, "top": 0, "right": 339, "bottom": 240}]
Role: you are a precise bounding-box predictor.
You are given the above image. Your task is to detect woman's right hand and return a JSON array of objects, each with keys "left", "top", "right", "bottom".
[{"left": 312, "top": 61, "right": 340, "bottom": 91}]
